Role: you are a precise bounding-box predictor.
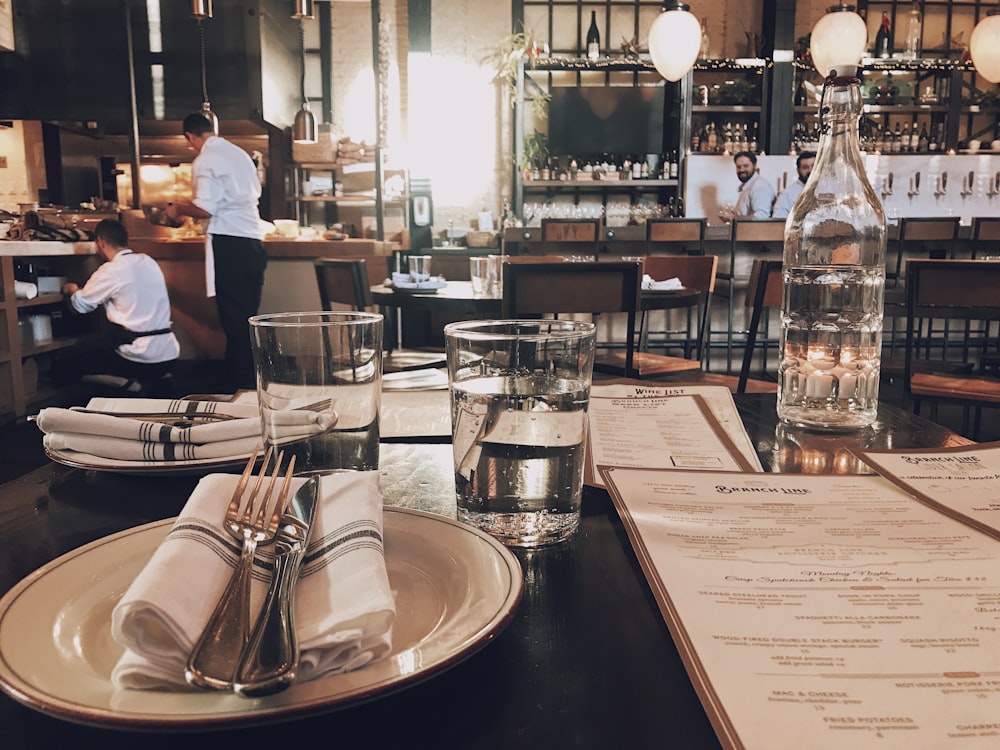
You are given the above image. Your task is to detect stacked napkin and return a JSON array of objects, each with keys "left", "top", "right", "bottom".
[
  {"left": 641, "top": 274, "right": 683, "bottom": 291},
  {"left": 111, "top": 470, "right": 395, "bottom": 690},
  {"left": 35, "top": 399, "right": 336, "bottom": 463}
]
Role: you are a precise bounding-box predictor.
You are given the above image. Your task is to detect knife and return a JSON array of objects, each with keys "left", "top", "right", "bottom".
[{"left": 233, "top": 475, "right": 320, "bottom": 697}]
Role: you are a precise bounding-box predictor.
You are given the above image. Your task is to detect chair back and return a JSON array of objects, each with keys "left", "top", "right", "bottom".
[
  {"left": 641, "top": 254, "right": 718, "bottom": 364},
  {"left": 737, "top": 258, "right": 784, "bottom": 393},
  {"left": 314, "top": 258, "right": 374, "bottom": 311},
  {"left": 903, "top": 259, "right": 1000, "bottom": 417},
  {"left": 540, "top": 218, "right": 601, "bottom": 259},
  {"left": 502, "top": 260, "right": 641, "bottom": 376},
  {"left": 972, "top": 216, "right": 1000, "bottom": 245},
  {"left": 892, "top": 217, "right": 960, "bottom": 283},
  {"left": 642, "top": 254, "right": 717, "bottom": 294},
  {"left": 646, "top": 218, "right": 705, "bottom": 255},
  {"left": 732, "top": 217, "right": 785, "bottom": 243}
]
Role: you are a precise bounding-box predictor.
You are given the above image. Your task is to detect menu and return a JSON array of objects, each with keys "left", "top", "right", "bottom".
[
  {"left": 586, "top": 384, "right": 763, "bottom": 486},
  {"left": 601, "top": 466, "right": 1000, "bottom": 750},
  {"left": 854, "top": 440, "right": 1000, "bottom": 541}
]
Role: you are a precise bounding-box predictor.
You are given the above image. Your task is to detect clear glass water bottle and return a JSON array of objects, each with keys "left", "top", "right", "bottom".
[{"left": 777, "top": 67, "right": 886, "bottom": 431}]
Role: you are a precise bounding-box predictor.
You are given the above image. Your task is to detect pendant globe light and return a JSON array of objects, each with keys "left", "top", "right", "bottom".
[
  {"left": 810, "top": 5, "right": 867, "bottom": 78},
  {"left": 192, "top": 1, "right": 219, "bottom": 135},
  {"left": 291, "top": 2, "right": 318, "bottom": 144},
  {"left": 970, "top": 7, "right": 1000, "bottom": 84},
  {"left": 648, "top": 3, "right": 702, "bottom": 82}
]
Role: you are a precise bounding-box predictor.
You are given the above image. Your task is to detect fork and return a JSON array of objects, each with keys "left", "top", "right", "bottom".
[{"left": 184, "top": 446, "right": 297, "bottom": 690}]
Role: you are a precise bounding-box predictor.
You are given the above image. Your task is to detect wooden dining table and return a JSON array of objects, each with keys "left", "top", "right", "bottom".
[{"left": 0, "top": 394, "right": 970, "bottom": 750}]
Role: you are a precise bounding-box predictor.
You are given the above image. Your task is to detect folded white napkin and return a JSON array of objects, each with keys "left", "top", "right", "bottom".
[
  {"left": 35, "top": 401, "right": 335, "bottom": 462},
  {"left": 389, "top": 271, "right": 445, "bottom": 289},
  {"left": 111, "top": 471, "right": 395, "bottom": 690},
  {"left": 641, "top": 274, "right": 684, "bottom": 291}
]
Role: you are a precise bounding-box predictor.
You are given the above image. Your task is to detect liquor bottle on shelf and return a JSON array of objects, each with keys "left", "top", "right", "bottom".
[
  {"left": 749, "top": 122, "right": 759, "bottom": 153},
  {"left": 778, "top": 66, "right": 886, "bottom": 431},
  {"left": 631, "top": 156, "right": 642, "bottom": 180},
  {"left": 794, "top": 78, "right": 807, "bottom": 106},
  {"left": 723, "top": 122, "right": 734, "bottom": 154},
  {"left": 928, "top": 124, "right": 938, "bottom": 152},
  {"left": 700, "top": 17, "right": 710, "bottom": 60},
  {"left": 903, "top": 0, "right": 922, "bottom": 60},
  {"left": 705, "top": 122, "right": 718, "bottom": 152},
  {"left": 918, "top": 123, "right": 929, "bottom": 153},
  {"left": 874, "top": 12, "right": 892, "bottom": 59},
  {"left": 901, "top": 122, "right": 911, "bottom": 152},
  {"left": 676, "top": 196, "right": 684, "bottom": 217},
  {"left": 586, "top": 10, "right": 600, "bottom": 62},
  {"left": 893, "top": 122, "right": 903, "bottom": 153},
  {"left": 909, "top": 121, "right": 920, "bottom": 152},
  {"left": 669, "top": 151, "right": 678, "bottom": 179}
]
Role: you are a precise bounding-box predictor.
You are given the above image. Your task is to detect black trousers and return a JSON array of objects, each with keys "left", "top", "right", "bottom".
[{"left": 211, "top": 234, "right": 267, "bottom": 391}]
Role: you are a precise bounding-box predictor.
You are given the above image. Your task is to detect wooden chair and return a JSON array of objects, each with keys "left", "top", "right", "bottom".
[
  {"left": 637, "top": 254, "right": 717, "bottom": 365},
  {"left": 972, "top": 216, "right": 1000, "bottom": 256},
  {"left": 539, "top": 218, "right": 601, "bottom": 260},
  {"left": 501, "top": 260, "right": 641, "bottom": 378},
  {"left": 696, "top": 258, "right": 782, "bottom": 393},
  {"left": 885, "top": 217, "right": 962, "bottom": 365},
  {"left": 903, "top": 259, "right": 1000, "bottom": 439},
  {"left": 645, "top": 218, "right": 705, "bottom": 256},
  {"left": 716, "top": 218, "right": 785, "bottom": 372},
  {"left": 313, "top": 257, "right": 446, "bottom": 373}
]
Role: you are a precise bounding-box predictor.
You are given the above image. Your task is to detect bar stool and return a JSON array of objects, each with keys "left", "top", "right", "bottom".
[
  {"left": 715, "top": 218, "right": 784, "bottom": 373},
  {"left": 539, "top": 218, "right": 602, "bottom": 260},
  {"left": 645, "top": 218, "right": 706, "bottom": 256},
  {"left": 885, "top": 217, "right": 960, "bottom": 365},
  {"left": 971, "top": 216, "right": 1000, "bottom": 257}
]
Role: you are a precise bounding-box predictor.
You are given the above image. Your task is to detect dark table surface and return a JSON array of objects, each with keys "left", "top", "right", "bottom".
[{"left": 0, "top": 395, "right": 971, "bottom": 749}]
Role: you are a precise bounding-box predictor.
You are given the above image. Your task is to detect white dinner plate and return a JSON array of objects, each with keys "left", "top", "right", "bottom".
[
  {"left": 44, "top": 445, "right": 255, "bottom": 477},
  {"left": 0, "top": 508, "right": 523, "bottom": 730}
]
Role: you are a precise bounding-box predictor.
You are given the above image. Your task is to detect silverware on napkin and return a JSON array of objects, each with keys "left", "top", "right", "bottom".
[{"left": 234, "top": 475, "right": 321, "bottom": 697}]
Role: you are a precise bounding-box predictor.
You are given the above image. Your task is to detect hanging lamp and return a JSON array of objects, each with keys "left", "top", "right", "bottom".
[
  {"left": 291, "top": 2, "right": 318, "bottom": 143},
  {"left": 193, "top": 3, "right": 219, "bottom": 135},
  {"left": 970, "top": 7, "right": 1000, "bottom": 84},
  {"left": 648, "top": 2, "right": 702, "bottom": 82},
  {"left": 809, "top": 5, "right": 867, "bottom": 78}
]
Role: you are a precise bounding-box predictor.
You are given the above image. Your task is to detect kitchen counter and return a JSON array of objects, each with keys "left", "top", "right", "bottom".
[{"left": 0, "top": 241, "right": 97, "bottom": 257}]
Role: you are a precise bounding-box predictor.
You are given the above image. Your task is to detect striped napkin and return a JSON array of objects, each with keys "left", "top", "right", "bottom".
[
  {"left": 34, "top": 399, "right": 335, "bottom": 462},
  {"left": 110, "top": 470, "right": 395, "bottom": 690}
]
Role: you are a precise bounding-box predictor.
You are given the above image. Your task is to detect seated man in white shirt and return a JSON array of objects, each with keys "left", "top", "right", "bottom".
[
  {"left": 771, "top": 151, "right": 816, "bottom": 219},
  {"left": 718, "top": 150, "right": 777, "bottom": 222},
  {"left": 60, "top": 219, "right": 180, "bottom": 390}
]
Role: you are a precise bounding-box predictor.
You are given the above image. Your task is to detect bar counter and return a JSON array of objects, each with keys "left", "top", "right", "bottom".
[{"left": 127, "top": 236, "right": 398, "bottom": 360}]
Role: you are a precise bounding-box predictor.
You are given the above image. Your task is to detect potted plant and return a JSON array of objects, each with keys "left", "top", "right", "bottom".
[
  {"left": 485, "top": 28, "right": 550, "bottom": 118},
  {"left": 520, "top": 130, "right": 548, "bottom": 180}
]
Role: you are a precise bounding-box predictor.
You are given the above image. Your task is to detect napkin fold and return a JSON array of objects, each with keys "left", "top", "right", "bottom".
[
  {"left": 641, "top": 274, "right": 683, "bottom": 291},
  {"left": 34, "top": 401, "right": 335, "bottom": 462},
  {"left": 110, "top": 471, "right": 395, "bottom": 690}
]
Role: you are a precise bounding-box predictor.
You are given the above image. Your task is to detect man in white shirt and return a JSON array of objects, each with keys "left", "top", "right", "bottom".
[
  {"left": 165, "top": 113, "right": 266, "bottom": 391},
  {"left": 719, "top": 151, "right": 776, "bottom": 221},
  {"left": 771, "top": 151, "right": 816, "bottom": 219},
  {"left": 61, "top": 219, "right": 179, "bottom": 385}
]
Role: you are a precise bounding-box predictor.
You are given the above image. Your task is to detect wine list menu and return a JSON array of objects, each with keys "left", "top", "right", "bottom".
[{"left": 600, "top": 466, "right": 1000, "bottom": 750}]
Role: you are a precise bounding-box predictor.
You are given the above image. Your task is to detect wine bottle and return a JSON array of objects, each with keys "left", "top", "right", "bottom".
[
  {"left": 586, "top": 10, "right": 600, "bottom": 62},
  {"left": 874, "top": 12, "right": 892, "bottom": 59},
  {"left": 918, "top": 123, "right": 929, "bottom": 153}
]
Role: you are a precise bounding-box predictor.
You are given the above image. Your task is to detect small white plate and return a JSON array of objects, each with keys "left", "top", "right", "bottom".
[
  {"left": 390, "top": 280, "right": 448, "bottom": 294},
  {"left": 0, "top": 508, "right": 523, "bottom": 730}
]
